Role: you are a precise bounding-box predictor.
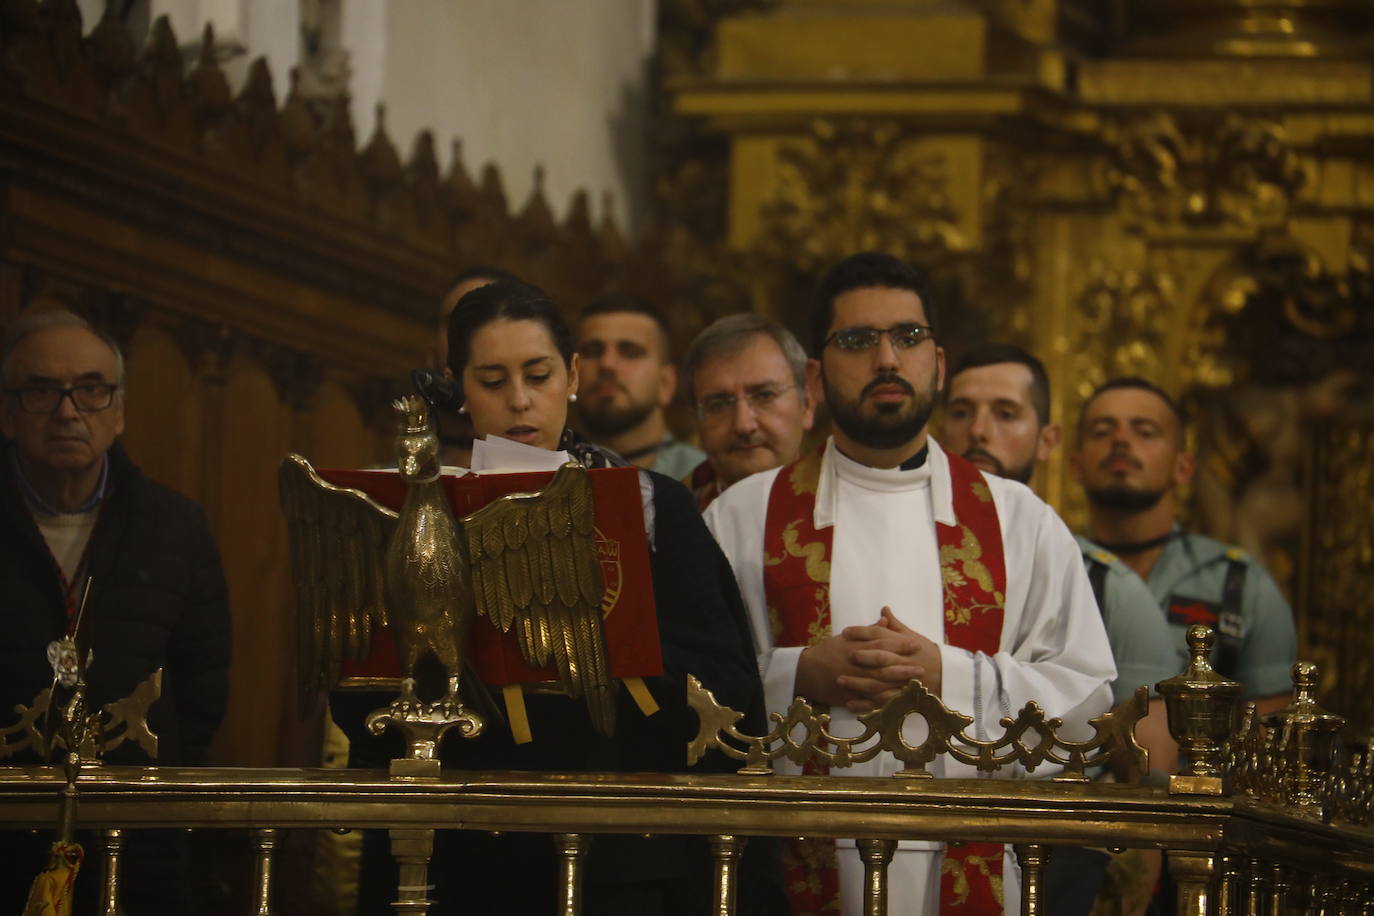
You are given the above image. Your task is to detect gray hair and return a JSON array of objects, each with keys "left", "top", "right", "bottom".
[
  {"left": 681, "top": 313, "right": 808, "bottom": 404},
  {"left": 1, "top": 308, "right": 126, "bottom": 387}
]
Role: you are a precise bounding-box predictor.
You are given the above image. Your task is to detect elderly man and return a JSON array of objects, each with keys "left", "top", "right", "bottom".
[
  {"left": 1071, "top": 378, "right": 1297, "bottom": 714},
  {"left": 942, "top": 346, "right": 1183, "bottom": 916},
  {"left": 575, "top": 294, "right": 704, "bottom": 478},
  {"left": 0, "top": 309, "right": 230, "bottom": 914},
  {"left": 704, "top": 253, "right": 1114, "bottom": 916},
  {"left": 680, "top": 314, "right": 815, "bottom": 510}
]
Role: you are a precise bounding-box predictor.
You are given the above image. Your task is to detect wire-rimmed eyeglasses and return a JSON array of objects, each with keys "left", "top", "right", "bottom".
[{"left": 695, "top": 383, "right": 795, "bottom": 420}]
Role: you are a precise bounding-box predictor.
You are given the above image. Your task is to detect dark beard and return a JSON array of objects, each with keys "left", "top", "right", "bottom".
[
  {"left": 1085, "top": 484, "right": 1166, "bottom": 512},
  {"left": 962, "top": 447, "right": 1034, "bottom": 485},
  {"left": 825, "top": 368, "right": 937, "bottom": 451},
  {"left": 577, "top": 398, "right": 656, "bottom": 438}
]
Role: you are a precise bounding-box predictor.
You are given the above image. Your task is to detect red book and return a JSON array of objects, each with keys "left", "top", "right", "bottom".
[{"left": 321, "top": 466, "right": 664, "bottom": 688}]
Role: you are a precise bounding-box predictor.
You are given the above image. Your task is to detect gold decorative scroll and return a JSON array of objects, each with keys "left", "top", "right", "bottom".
[
  {"left": 687, "top": 675, "right": 1148, "bottom": 781},
  {"left": 0, "top": 669, "right": 162, "bottom": 762}
]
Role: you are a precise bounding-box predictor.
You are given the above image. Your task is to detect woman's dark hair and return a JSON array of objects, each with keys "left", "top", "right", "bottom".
[{"left": 446, "top": 279, "right": 575, "bottom": 378}]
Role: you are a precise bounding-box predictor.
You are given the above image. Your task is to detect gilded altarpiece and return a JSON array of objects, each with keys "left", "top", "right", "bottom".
[{"left": 663, "top": 0, "right": 1374, "bottom": 724}]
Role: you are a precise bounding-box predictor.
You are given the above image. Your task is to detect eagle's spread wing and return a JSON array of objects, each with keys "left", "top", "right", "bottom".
[
  {"left": 279, "top": 455, "right": 398, "bottom": 710},
  {"left": 462, "top": 463, "right": 614, "bottom": 734}
]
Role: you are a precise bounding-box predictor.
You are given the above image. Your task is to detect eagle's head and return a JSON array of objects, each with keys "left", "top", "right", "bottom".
[{"left": 393, "top": 396, "right": 440, "bottom": 483}]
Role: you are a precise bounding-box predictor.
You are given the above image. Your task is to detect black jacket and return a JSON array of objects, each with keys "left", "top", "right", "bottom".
[
  {"left": 0, "top": 441, "right": 231, "bottom": 914},
  {"left": 0, "top": 441, "right": 231, "bottom": 763}
]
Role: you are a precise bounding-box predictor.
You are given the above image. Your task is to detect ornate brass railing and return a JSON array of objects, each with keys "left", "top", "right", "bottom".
[{"left": 3, "top": 628, "right": 1373, "bottom": 915}]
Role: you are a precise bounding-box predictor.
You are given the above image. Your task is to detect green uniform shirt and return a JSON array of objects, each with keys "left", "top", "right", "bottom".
[
  {"left": 1081, "top": 530, "right": 1297, "bottom": 700},
  {"left": 652, "top": 435, "right": 706, "bottom": 482},
  {"left": 1075, "top": 535, "right": 1188, "bottom": 705}
]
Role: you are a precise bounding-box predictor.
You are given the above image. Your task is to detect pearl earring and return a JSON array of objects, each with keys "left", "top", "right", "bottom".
[
  {"left": 458, "top": 404, "right": 468, "bottom": 414},
  {"left": 569, "top": 393, "right": 578, "bottom": 403}
]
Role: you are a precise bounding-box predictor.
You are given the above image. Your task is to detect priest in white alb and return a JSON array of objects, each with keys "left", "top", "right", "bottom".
[{"left": 703, "top": 252, "right": 1116, "bottom": 916}]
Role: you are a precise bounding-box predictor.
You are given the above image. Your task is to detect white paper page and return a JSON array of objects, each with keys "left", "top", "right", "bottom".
[{"left": 469, "top": 435, "right": 571, "bottom": 474}]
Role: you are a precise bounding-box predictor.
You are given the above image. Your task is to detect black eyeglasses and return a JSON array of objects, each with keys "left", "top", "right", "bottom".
[
  {"left": 823, "top": 323, "right": 934, "bottom": 352},
  {"left": 4, "top": 383, "right": 119, "bottom": 414}
]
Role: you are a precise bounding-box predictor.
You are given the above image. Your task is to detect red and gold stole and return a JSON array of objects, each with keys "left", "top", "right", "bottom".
[{"left": 764, "top": 442, "right": 1008, "bottom": 916}]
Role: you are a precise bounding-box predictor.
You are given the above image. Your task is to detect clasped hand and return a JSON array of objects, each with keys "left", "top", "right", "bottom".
[{"left": 794, "top": 607, "right": 942, "bottom": 713}]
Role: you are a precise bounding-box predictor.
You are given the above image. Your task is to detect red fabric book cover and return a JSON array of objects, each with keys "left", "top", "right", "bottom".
[{"left": 321, "top": 466, "right": 664, "bottom": 687}]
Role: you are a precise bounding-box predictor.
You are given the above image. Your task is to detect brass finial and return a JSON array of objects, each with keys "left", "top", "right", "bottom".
[
  {"left": 1292, "top": 661, "right": 1318, "bottom": 699},
  {"left": 1156, "top": 625, "right": 1244, "bottom": 794}
]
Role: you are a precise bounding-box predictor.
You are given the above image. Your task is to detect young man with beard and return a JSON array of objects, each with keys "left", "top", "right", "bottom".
[
  {"left": 575, "top": 294, "right": 705, "bottom": 478},
  {"left": 942, "top": 344, "right": 1059, "bottom": 485},
  {"left": 1071, "top": 378, "right": 1296, "bottom": 715},
  {"left": 704, "top": 252, "right": 1115, "bottom": 916}
]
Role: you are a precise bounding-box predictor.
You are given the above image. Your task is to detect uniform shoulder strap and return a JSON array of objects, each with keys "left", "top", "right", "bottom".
[
  {"left": 1087, "top": 561, "right": 1109, "bottom": 618},
  {"left": 1082, "top": 547, "right": 1116, "bottom": 618},
  {"left": 1213, "top": 548, "right": 1249, "bottom": 679}
]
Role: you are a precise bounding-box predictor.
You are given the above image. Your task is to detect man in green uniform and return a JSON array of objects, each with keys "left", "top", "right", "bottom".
[
  {"left": 942, "top": 345, "right": 1184, "bottom": 710},
  {"left": 1070, "top": 377, "right": 1297, "bottom": 715}
]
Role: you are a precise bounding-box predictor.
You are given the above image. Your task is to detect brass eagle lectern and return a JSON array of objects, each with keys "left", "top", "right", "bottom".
[{"left": 278, "top": 396, "right": 614, "bottom": 758}]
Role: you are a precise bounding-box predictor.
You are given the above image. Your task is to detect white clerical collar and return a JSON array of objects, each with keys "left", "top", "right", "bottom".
[{"left": 814, "top": 436, "right": 956, "bottom": 530}]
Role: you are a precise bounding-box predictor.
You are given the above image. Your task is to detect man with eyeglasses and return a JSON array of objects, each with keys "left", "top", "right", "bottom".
[
  {"left": 680, "top": 314, "right": 816, "bottom": 510},
  {"left": 0, "top": 309, "right": 230, "bottom": 914},
  {"left": 704, "top": 252, "right": 1114, "bottom": 916}
]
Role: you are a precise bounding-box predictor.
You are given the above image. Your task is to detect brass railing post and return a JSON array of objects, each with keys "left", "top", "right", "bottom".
[
  {"left": 553, "top": 833, "right": 591, "bottom": 916},
  {"left": 390, "top": 827, "right": 437, "bottom": 914},
  {"left": 709, "top": 834, "right": 747, "bottom": 916},
  {"left": 1313, "top": 873, "right": 1335, "bottom": 916},
  {"left": 1268, "top": 863, "right": 1289, "bottom": 915},
  {"left": 1245, "top": 858, "right": 1266, "bottom": 915},
  {"left": 1330, "top": 877, "right": 1351, "bottom": 915},
  {"left": 856, "top": 838, "right": 897, "bottom": 916},
  {"left": 252, "top": 827, "right": 280, "bottom": 916},
  {"left": 1216, "top": 854, "right": 1240, "bottom": 916},
  {"left": 100, "top": 827, "right": 125, "bottom": 916},
  {"left": 1169, "top": 850, "right": 1216, "bottom": 916},
  {"left": 1014, "top": 844, "right": 1047, "bottom": 916}
]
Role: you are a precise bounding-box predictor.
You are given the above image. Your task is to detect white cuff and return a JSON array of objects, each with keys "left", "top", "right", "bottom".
[
  {"left": 762, "top": 645, "right": 806, "bottom": 719},
  {"left": 937, "top": 643, "right": 978, "bottom": 733}
]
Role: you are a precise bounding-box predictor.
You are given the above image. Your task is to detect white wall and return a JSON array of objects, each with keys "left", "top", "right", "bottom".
[
  {"left": 375, "top": 0, "right": 656, "bottom": 236},
  {"left": 75, "top": 0, "right": 656, "bottom": 236}
]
